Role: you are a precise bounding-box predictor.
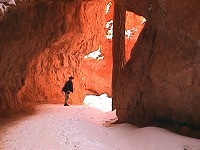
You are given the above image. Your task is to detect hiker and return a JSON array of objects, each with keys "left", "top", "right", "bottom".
[{"left": 63, "top": 76, "right": 74, "bottom": 106}]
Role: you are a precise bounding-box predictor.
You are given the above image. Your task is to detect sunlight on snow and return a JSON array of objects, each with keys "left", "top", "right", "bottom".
[
  {"left": 125, "top": 27, "right": 138, "bottom": 39},
  {"left": 106, "top": 1, "right": 112, "bottom": 15},
  {"left": 84, "top": 46, "right": 104, "bottom": 59},
  {"left": 0, "top": 0, "right": 16, "bottom": 13},
  {"left": 83, "top": 94, "right": 112, "bottom": 112},
  {"left": 106, "top": 20, "right": 113, "bottom": 39}
]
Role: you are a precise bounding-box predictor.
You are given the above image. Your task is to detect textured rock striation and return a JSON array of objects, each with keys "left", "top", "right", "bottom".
[
  {"left": 0, "top": 0, "right": 144, "bottom": 115},
  {"left": 18, "top": 0, "right": 109, "bottom": 104},
  {"left": 113, "top": 0, "right": 200, "bottom": 129},
  {"left": 0, "top": 0, "right": 109, "bottom": 111},
  {"left": 0, "top": 0, "right": 71, "bottom": 113}
]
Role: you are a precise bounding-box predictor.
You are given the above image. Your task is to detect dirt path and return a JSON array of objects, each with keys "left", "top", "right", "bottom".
[
  {"left": 0, "top": 104, "right": 117, "bottom": 150},
  {"left": 0, "top": 103, "right": 200, "bottom": 150}
]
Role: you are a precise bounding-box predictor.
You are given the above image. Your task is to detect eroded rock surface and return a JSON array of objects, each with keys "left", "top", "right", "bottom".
[
  {"left": 18, "top": 0, "right": 109, "bottom": 104},
  {"left": 114, "top": 0, "right": 200, "bottom": 128},
  {"left": 17, "top": 1, "right": 143, "bottom": 105},
  {"left": 0, "top": 0, "right": 70, "bottom": 113},
  {"left": 0, "top": 0, "right": 144, "bottom": 114}
]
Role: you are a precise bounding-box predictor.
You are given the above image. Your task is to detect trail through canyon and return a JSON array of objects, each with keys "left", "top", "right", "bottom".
[{"left": 0, "top": 95, "right": 200, "bottom": 150}]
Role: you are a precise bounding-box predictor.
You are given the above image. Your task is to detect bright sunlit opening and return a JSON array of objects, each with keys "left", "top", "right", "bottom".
[{"left": 83, "top": 94, "right": 112, "bottom": 112}]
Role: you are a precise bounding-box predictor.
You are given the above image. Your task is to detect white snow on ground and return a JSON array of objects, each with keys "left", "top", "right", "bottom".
[
  {"left": 83, "top": 94, "right": 112, "bottom": 112},
  {"left": 0, "top": 94, "right": 200, "bottom": 150}
]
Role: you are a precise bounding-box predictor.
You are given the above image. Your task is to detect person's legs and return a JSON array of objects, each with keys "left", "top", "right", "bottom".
[{"left": 64, "top": 92, "right": 70, "bottom": 106}]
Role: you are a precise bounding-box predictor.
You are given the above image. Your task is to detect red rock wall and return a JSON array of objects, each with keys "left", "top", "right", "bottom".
[
  {"left": 114, "top": 0, "right": 200, "bottom": 128},
  {"left": 125, "top": 12, "right": 144, "bottom": 60},
  {"left": 18, "top": 0, "right": 109, "bottom": 104},
  {"left": 0, "top": 0, "right": 70, "bottom": 113},
  {"left": 18, "top": 0, "right": 144, "bottom": 105},
  {"left": 0, "top": 0, "right": 144, "bottom": 115}
]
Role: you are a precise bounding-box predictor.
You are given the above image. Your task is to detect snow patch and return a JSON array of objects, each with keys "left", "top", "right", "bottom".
[
  {"left": 105, "top": 20, "right": 113, "bottom": 39},
  {"left": 84, "top": 46, "right": 104, "bottom": 59},
  {"left": 0, "top": 0, "right": 27, "bottom": 13}
]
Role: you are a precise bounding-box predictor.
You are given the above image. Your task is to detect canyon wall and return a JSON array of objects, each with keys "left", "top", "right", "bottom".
[
  {"left": 18, "top": 0, "right": 144, "bottom": 104},
  {"left": 0, "top": 0, "right": 111, "bottom": 112},
  {"left": 0, "top": 0, "right": 144, "bottom": 114},
  {"left": 114, "top": 0, "right": 200, "bottom": 129},
  {"left": 18, "top": 0, "right": 109, "bottom": 104},
  {"left": 0, "top": 0, "right": 71, "bottom": 113}
]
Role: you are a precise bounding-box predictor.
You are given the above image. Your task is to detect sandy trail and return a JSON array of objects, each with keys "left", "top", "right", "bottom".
[
  {"left": 0, "top": 104, "right": 117, "bottom": 150},
  {"left": 0, "top": 103, "right": 200, "bottom": 150}
]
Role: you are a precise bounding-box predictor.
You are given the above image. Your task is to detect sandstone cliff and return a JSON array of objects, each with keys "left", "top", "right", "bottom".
[
  {"left": 0, "top": 0, "right": 143, "bottom": 113},
  {"left": 17, "top": 0, "right": 109, "bottom": 105},
  {"left": 114, "top": 0, "right": 200, "bottom": 129},
  {"left": 0, "top": 0, "right": 112, "bottom": 110},
  {"left": 0, "top": 0, "right": 71, "bottom": 112},
  {"left": 1, "top": 0, "right": 197, "bottom": 133}
]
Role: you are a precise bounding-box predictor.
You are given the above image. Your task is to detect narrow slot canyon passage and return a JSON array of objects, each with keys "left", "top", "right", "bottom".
[{"left": 0, "top": 0, "right": 200, "bottom": 149}]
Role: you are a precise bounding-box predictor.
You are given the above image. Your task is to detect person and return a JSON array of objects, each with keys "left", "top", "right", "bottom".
[{"left": 63, "top": 76, "right": 74, "bottom": 106}]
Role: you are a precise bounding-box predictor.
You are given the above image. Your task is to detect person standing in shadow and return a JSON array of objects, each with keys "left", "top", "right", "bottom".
[{"left": 63, "top": 76, "right": 74, "bottom": 106}]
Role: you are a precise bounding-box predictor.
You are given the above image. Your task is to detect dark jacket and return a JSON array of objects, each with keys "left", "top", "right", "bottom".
[{"left": 64, "top": 80, "right": 73, "bottom": 93}]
